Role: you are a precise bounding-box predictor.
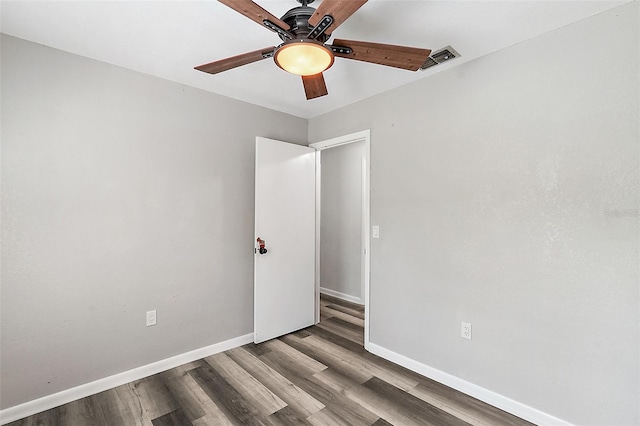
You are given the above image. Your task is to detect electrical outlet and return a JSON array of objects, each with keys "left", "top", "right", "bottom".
[
  {"left": 461, "top": 322, "right": 472, "bottom": 340},
  {"left": 146, "top": 310, "right": 157, "bottom": 327}
]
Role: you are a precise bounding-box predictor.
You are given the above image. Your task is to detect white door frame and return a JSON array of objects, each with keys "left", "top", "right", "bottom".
[{"left": 310, "top": 129, "right": 371, "bottom": 350}]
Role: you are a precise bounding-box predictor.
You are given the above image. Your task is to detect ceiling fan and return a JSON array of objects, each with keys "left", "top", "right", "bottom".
[{"left": 195, "top": 0, "right": 432, "bottom": 100}]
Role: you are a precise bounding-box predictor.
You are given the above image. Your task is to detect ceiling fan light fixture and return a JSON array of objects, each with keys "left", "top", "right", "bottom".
[{"left": 274, "top": 40, "right": 334, "bottom": 76}]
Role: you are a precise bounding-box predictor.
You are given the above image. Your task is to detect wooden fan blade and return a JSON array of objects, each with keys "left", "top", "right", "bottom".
[
  {"left": 302, "top": 73, "right": 328, "bottom": 100},
  {"left": 195, "top": 47, "right": 275, "bottom": 74},
  {"left": 308, "top": 0, "right": 367, "bottom": 36},
  {"left": 218, "top": 0, "right": 290, "bottom": 31},
  {"left": 332, "top": 39, "right": 431, "bottom": 71}
]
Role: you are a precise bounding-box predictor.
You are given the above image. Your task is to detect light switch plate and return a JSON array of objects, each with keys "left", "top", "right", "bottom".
[{"left": 372, "top": 226, "right": 380, "bottom": 238}]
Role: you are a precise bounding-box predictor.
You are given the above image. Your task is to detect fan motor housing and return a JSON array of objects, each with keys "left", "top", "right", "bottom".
[{"left": 279, "top": 6, "right": 329, "bottom": 43}]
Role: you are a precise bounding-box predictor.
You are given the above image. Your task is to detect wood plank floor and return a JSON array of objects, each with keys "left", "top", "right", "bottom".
[{"left": 9, "top": 294, "right": 534, "bottom": 426}]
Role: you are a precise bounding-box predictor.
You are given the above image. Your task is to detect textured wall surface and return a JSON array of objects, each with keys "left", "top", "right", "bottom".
[
  {"left": 0, "top": 34, "right": 307, "bottom": 409},
  {"left": 309, "top": 3, "right": 640, "bottom": 424},
  {"left": 320, "top": 141, "right": 365, "bottom": 301}
]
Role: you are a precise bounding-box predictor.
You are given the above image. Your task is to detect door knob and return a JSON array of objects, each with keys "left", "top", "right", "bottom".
[{"left": 256, "top": 237, "right": 268, "bottom": 255}]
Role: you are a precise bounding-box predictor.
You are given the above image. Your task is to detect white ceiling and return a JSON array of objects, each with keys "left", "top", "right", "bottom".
[{"left": 0, "top": 0, "right": 629, "bottom": 118}]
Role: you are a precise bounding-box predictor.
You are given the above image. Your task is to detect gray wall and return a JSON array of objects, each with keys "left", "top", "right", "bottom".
[
  {"left": 309, "top": 3, "right": 639, "bottom": 425},
  {"left": 320, "top": 141, "right": 365, "bottom": 301},
  {"left": 0, "top": 34, "right": 307, "bottom": 409}
]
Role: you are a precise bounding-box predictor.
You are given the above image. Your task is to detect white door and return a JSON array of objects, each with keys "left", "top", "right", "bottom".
[{"left": 254, "top": 137, "right": 316, "bottom": 344}]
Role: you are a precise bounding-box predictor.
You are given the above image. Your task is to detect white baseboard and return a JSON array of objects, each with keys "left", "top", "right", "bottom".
[
  {"left": 0, "top": 333, "right": 254, "bottom": 425},
  {"left": 367, "top": 342, "right": 573, "bottom": 426},
  {"left": 320, "top": 287, "right": 363, "bottom": 305}
]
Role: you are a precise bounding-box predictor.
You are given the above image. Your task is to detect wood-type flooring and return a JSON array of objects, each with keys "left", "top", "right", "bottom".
[{"left": 9, "top": 294, "right": 534, "bottom": 426}]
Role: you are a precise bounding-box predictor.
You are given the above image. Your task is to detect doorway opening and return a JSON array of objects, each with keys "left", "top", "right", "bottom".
[{"left": 310, "top": 130, "right": 370, "bottom": 349}]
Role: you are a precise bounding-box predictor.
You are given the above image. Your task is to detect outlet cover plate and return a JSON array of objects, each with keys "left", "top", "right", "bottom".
[
  {"left": 461, "top": 322, "right": 472, "bottom": 340},
  {"left": 146, "top": 310, "right": 157, "bottom": 327}
]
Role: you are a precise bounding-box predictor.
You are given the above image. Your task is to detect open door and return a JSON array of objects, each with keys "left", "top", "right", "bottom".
[{"left": 254, "top": 137, "right": 316, "bottom": 344}]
